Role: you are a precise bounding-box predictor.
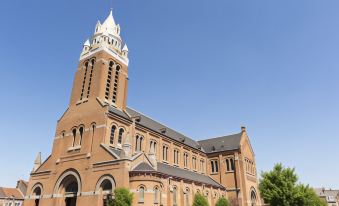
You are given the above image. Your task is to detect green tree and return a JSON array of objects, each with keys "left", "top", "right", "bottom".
[
  {"left": 215, "top": 197, "right": 230, "bottom": 206},
  {"left": 109, "top": 187, "right": 133, "bottom": 206},
  {"left": 259, "top": 163, "right": 326, "bottom": 206},
  {"left": 192, "top": 193, "right": 209, "bottom": 206}
]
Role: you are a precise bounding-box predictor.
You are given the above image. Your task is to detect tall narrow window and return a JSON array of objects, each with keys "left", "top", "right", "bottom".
[
  {"left": 154, "top": 187, "right": 159, "bottom": 204},
  {"left": 211, "top": 160, "right": 219, "bottom": 173},
  {"left": 72, "top": 128, "right": 77, "bottom": 147},
  {"left": 80, "top": 62, "right": 89, "bottom": 100},
  {"left": 184, "top": 188, "right": 190, "bottom": 206},
  {"left": 230, "top": 158, "right": 235, "bottom": 171},
  {"left": 105, "top": 61, "right": 114, "bottom": 100},
  {"left": 192, "top": 156, "right": 197, "bottom": 171},
  {"left": 79, "top": 126, "right": 84, "bottom": 145},
  {"left": 118, "top": 128, "right": 124, "bottom": 144},
  {"left": 200, "top": 159, "right": 205, "bottom": 173},
  {"left": 112, "top": 65, "right": 120, "bottom": 103},
  {"left": 149, "top": 140, "right": 157, "bottom": 154},
  {"left": 174, "top": 149, "right": 179, "bottom": 165},
  {"left": 184, "top": 153, "right": 189, "bottom": 168},
  {"left": 211, "top": 161, "right": 215, "bottom": 173},
  {"left": 226, "top": 159, "right": 230, "bottom": 171},
  {"left": 110, "top": 125, "right": 116, "bottom": 144},
  {"left": 173, "top": 187, "right": 177, "bottom": 206},
  {"left": 135, "top": 135, "right": 143, "bottom": 151},
  {"left": 86, "top": 59, "right": 95, "bottom": 98},
  {"left": 163, "top": 145, "right": 168, "bottom": 161},
  {"left": 139, "top": 186, "right": 145, "bottom": 203}
]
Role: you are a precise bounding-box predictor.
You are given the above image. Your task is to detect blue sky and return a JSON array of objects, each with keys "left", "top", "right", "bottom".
[{"left": 0, "top": 0, "right": 338, "bottom": 188}]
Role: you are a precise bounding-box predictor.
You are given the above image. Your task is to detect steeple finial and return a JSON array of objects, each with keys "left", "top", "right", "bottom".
[
  {"left": 102, "top": 9, "right": 116, "bottom": 29},
  {"left": 32, "top": 152, "right": 42, "bottom": 172}
]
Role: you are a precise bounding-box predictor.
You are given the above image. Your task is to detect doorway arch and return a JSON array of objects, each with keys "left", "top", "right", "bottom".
[
  {"left": 31, "top": 183, "right": 43, "bottom": 206},
  {"left": 54, "top": 169, "right": 82, "bottom": 206},
  {"left": 250, "top": 188, "right": 257, "bottom": 206}
]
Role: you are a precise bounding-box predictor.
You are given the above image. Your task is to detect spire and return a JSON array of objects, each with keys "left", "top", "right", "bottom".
[
  {"left": 122, "top": 44, "right": 128, "bottom": 52},
  {"left": 83, "top": 39, "right": 90, "bottom": 47},
  {"left": 102, "top": 9, "right": 116, "bottom": 28},
  {"left": 32, "top": 152, "right": 41, "bottom": 172}
]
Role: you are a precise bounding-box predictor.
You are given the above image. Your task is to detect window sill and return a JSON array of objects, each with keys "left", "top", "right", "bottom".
[
  {"left": 76, "top": 99, "right": 88, "bottom": 105},
  {"left": 210, "top": 172, "right": 219, "bottom": 175},
  {"left": 68, "top": 146, "right": 81, "bottom": 152},
  {"left": 225, "top": 171, "right": 234, "bottom": 174}
]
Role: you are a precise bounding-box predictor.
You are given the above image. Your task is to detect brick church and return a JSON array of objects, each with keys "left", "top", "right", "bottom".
[{"left": 23, "top": 9, "right": 262, "bottom": 206}]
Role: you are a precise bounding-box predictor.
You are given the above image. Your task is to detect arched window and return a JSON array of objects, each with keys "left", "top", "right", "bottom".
[
  {"left": 184, "top": 153, "right": 189, "bottom": 168},
  {"left": 149, "top": 140, "right": 157, "bottom": 154},
  {"left": 79, "top": 126, "right": 84, "bottom": 146},
  {"left": 100, "top": 179, "right": 113, "bottom": 192},
  {"left": 112, "top": 65, "right": 120, "bottom": 103},
  {"left": 162, "top": 145, "right": 169, "bottom": 161},
  {"left": 211, "top": 160, "right": 218, "bottom": 173},
  {"left": 250, "top": 189, "right": 257, "bottom": 206},
  {"left": 226, "top": 159, "right": 230, "bottom": 171},
  {"left": 91, "top": 123, "right": 96, "bottom": 135},
  {"left": 192, "top": 156, "right": 197, "bottom": 171},
  {"left": 173, "top": 186, "right": 177, "bottom": 206},
  {"left": 80, "top": 61, "right": 89, "bottom": 100},
  {"left": 135, "top": 135, "right": 144, "bottom": 152},
  {"left": 230, "top": 158, "right": 235, "bottom": 171},
  {"left": 110, "top": 125, "right": 116, "bottom": 144},
  {"left": 200, "top": 159, "right": 205, "bottom": 173},
  {"left": 118, "top": 128, "right": 124, "bottom": 144},
  {"left": 154, "top": 187, "right": 159, "bottom": 204},
  {"left": 173, "top": 149, "right": 179, "bottom": 165},
  {"left": 72, "top": 128, "right": 77, "bottom": 147},
  {"left": 138, "top": 186, "right": 145, "bottom": 203},
  {"left": 95, "top": 175, "right": 116, "bottom": 194},
  {"left": 184, "top": 188, "right": 190, "bottom": 206},
  {"left": 86, "top": 59, "right": 95, "bottom": 98}
]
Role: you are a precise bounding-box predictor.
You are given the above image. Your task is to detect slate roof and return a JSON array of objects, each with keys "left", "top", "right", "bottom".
[
  {"left": 158, "top": 163, "right": 224, "bottom": 188},
  {"left": 0, "top": 187, "right": 24, "bottom": 200},
  {"left": 109, "top": 106, "right": 202, "bottom": 151},
  {"left": 109, "top": 146, "right": 122, "bottom": 157},
  {"left": 131, "top": 162, "right": 224, "bottom": 188},
  {"left": 198, "top": 133, "right": 242, "bottom": 153},
  {"left": 133, "top": 162, "right": 156, "bottom": 172},
  {"left": 108, "top": 106, "right": 243, "bottom": 154}
]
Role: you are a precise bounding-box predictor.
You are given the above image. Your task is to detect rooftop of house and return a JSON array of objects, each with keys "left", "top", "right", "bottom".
[
  {"left": 314, "top": 188, "right": 339, "bottom": 203},
  {"left": 0, "top": 187, "right": 24, "bottom": 200}
]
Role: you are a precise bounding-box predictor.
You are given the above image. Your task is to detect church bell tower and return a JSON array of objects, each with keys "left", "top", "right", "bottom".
[{"left": 69, "top": 10, "right": 129, "bottom": 110}]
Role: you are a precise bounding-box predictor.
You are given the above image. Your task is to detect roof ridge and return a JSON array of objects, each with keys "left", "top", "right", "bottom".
[
  {"left": 127, "top": 107, "right": 197, "bottom": 142},
  {"left": 198, "top": 132, "right": 242, "bottom": 142}
]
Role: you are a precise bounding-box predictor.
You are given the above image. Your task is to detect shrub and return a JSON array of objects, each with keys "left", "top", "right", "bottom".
[
  {"left": 192, "top": 193, "right": 209, "bottom": 206},
  {"left": 109, "top": 187, "right": 133, "bottom": 206},
  {"left": 215, "top": 197, "right": 230, "bottom": 206}
]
